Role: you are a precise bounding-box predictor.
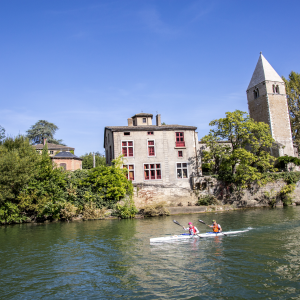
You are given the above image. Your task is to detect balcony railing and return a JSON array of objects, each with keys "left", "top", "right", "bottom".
[{"left": 175, "top": 141, "right": 185, "bottom": 147}]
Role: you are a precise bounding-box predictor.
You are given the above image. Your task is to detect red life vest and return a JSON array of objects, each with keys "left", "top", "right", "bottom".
[
  {"left": 213, "top": 224, "right": 220, "bottom": 232},
  {"left": 189, "top": 226, "right": 197, "bottom": 235}
]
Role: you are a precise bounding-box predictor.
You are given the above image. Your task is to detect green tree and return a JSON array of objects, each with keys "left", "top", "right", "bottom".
[
  {"left": 282, "top": 71, "right": 300, "bottom": 146},
  {"left": 201, "top": 110, "right": 277, "bottom": 188},
  {"left": 0, "top": 125, "right": 5, "bottom": 144},
  {"left": 0, "top": 136, "right": 40, "bottom": 204},
  {"left": 26, "top": 120, "right": 65, "bottom": 145},
  {"left": 81, "top": 152, "right": 106, "bottom": 169}
]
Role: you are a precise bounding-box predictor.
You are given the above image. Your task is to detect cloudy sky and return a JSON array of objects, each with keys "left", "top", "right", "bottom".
[{"left": 1, "top": 0, "right": 299, "bottom": 155}]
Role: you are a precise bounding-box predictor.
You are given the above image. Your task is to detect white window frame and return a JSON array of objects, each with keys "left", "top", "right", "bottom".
[
  {"left": 123, "top": 164, "right": 135, "bottom": 182},
  {"left": 121, "top": 140, "right": 134, "bottom": 158},
  {"left": 147, "top": 139, "right": 156, "bottom": 157},
  {"left": 176, "top": 162, "right": 189, "bottom": 179},
  {"left": 143, "top": 163, "right": 162, "bottom": 181}
]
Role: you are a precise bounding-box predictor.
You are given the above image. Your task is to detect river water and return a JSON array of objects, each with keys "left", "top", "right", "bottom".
[{"left": 1, "top": 207, "right": 300, "bottom": 299}]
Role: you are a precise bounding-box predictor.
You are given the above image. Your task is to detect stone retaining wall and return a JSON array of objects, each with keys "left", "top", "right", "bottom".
[{"left": 133, "top": 178, "right": 300, "bottom": 208}]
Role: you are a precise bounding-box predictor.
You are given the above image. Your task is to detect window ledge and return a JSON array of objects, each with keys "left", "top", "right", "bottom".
[{"left": 174, "top": 147, "right": 186, "bottom": 149}]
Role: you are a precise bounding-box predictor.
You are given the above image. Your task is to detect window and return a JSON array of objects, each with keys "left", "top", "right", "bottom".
[
  {"left": 148, "top": 140, "right": 155, "bottom": 156},
  {"left": 254, "top": 88, "right": 259, "bottom": 99},
  {"left": 60, "top": 163, "right": 66, "bottom": 170},
  {"left": 144, "top": 164, "right": 161, "bottom": 180},
  {"left": 124, "top": 132, "right": 130, "bottom": 136},
  {"left": 177, "top": 163, "right": 188, "bottom": 179},
  {"left": 143, "top": 118, "right": 146, "bottom": 123},
  {"left": 276, "top": 85, "right": 280, "bottom": 94},
  {"left": 50, "top": 150, "right": 54, "bottom": 154},
  {"left": 178, "top": 150, "right": 183, "bottom": 157},
  {"left": 147, "top": 131, "right": 154, "bottom": 135},
  {"left": 122, "top": 141, "right": 133, "bottom": 157},
  {"left": 123, "top": 164, "right": 134, "bottom": 181},
  {"left": 175, "top": 132, "right": 185, "bottom": 147}
]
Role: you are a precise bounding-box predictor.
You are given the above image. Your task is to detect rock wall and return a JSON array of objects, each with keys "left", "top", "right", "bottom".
[{"left": 133, "top": 178, "right": 300, "bottom": 208}]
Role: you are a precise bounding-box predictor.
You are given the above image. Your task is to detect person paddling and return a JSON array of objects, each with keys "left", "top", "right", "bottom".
[
  {"left": 209, "top": 220, "right": 222, "bottom": 233},
  {"left": 183, "top": 222, "right": 199, "bottom": 235}
]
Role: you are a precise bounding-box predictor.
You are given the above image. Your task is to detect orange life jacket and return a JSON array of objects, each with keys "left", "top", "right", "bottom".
[{"left": 213, "top": 224, "right": 220, "bottom": 232}]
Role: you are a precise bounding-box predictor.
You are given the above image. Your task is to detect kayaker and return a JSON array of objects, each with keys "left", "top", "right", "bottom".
[
  {"left": 183, "top": 222, "right": 199, "bottom": 235},
  {"left": 209, "top": 220, "right": 222, "bottom": 233}
]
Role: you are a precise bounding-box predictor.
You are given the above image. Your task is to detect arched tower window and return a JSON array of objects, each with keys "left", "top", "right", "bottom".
[
  {"left": 272, "top": 84, "right": 276, "bottom": 93},
  {"left": 253, "top": 88, "right": 259, "bottom": 99},
  {"left": 275, "top": 85, "right": 280, "bottom": 94}
]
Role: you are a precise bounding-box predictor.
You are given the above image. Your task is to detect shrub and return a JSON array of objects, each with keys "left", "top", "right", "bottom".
[
  {"left": 60, "top": 202, "right": 78, "bottom": 220},
  {"left": 264, "top": 189, "right": 278, "bottom": 208},
  {"left": 279, "top": 184, "right": 296, "bottom": 206},
  {"left": 115, "top": 198, "right": 138, "bottom": 219},
  {"left": 82, "top": 202, "right": 107, "bottom": 220},
  {"left": 197, "top": 195, "right": 219, "bottom": 206},
  {"left": 140, "top": 201, "right": 170, "bottom": 217}
]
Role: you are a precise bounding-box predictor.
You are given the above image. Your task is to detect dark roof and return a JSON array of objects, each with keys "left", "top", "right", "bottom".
[
  {"left": 51, "top": 151, "right": 82, "bottom": 160},
  {"left": 132, "top": 113, "right": 153, "bottom": 118},
  {"left": 105, "top": 124, "right": 197, "bottom": 132},
  {"left": 33, "top": 143, "right": 75, "bottom": 150}
]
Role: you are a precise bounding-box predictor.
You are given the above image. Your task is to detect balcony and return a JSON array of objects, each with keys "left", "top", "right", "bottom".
[{"left": 175, "top": 141, "right": 185, "bottom": 148}]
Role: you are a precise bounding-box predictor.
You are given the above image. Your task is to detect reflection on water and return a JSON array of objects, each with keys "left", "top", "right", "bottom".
[{"left": 1, "top": 207, "right": 300, "bottom": 299}]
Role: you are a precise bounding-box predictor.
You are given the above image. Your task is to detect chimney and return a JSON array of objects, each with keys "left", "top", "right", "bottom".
[
  {"left": 43, "top": 138, "right": 47, "bottom": 145},
  {"left": 156, "top": 114, "right": 161, "bottom": 126},
  {"left": 127, "top": 118, "right": 133, "bottom": 127}
]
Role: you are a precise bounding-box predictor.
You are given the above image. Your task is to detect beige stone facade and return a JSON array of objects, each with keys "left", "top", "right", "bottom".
[
  {"left": 52, "top": 157, "right": 82, "bottom": 171},
  {"left": 104, "top": 113, "right": 199, "bottom": 189},
  {"left": 247, "top": 54, "right": 294, "bottom": 156}
]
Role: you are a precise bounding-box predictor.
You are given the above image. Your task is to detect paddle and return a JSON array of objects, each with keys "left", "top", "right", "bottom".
[
  {"left": 173, "top": 220, "right": 196, "bottom": 236},
  {"left": 173, "top": 220, "right": 184, "bottom": 229},
  {"left": 198, "top": 219, "right": 227, "bottom": 236}
]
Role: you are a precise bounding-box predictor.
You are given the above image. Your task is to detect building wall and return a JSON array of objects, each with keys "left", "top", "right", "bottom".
[
  {"left": 133, "top": 116, "right": 152, "bottom": 126},
  {"left": 52, "top": 158, "right": 82, "bottom": 171},
  {"left": 247, "top": 80, "right": 294, "bottom": 156},
  {"left": 112, "top": 129, "right": 198, "bottom": 187}
]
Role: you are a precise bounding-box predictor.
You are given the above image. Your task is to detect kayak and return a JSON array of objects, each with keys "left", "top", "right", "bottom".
[
  {"left": 150, "top": 230, "right": 248, "bottom": 242},
  {"left": 198, "top": 230, "right": 248, "bottom": 238},
  {"left": 150, "top": 234, "right": 198, "bottom": 243}
]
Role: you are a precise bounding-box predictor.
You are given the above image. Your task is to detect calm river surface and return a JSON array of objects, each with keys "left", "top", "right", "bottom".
[{"left": 1, "top": 207, "right": 300, "bottom": 299}]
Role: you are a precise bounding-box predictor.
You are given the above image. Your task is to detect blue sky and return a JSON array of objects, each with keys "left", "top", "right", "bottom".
[{"left": 1, "top": 0, "right": 300, "bottom": 156}]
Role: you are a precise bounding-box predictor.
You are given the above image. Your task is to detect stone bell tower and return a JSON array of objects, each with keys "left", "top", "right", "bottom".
[{"left": 246, "top": 53, "right": 294, "bottom": 157}]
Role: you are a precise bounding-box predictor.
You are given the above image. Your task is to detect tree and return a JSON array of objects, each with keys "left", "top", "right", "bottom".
[
  {"left": 26, "top": 120, "right": 65, "bottom": 145},
  {"left": 201, "top": 110, "right": 277, "bottom": 188},
  {"left": 81, "top": 152, "right": 106, "bottom": 169},
  {"left": 282, "top": 71, "right": 300, "bottom": 147},
  {"left": 0, "top": 125, "right": 5, "bottom": 144}
]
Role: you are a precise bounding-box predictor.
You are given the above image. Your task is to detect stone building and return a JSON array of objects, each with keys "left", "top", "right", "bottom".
[
  {"left": 247, "top": 53, "right": 295, "bottom": 156},
  {"left": 33, "top": 139, "right": 82, "bottom": 171},
  {"left": 51, "top": 151, "right": 82, "bottom": 171},
  {"left": 104, "top": 113, "right": 199, "bottom": 191}
]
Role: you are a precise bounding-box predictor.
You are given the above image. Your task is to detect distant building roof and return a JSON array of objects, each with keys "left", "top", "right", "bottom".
[
  {"left": 132, "top": 113, "right": 153, "bottom": 118},
  {"left": 105, "top": 124, "right": 197, "bottom": 132},
  {"left": 248, "top": 53, "right": 284, "bottom": 90},
  {"left": 33, "top": 143, "right": 75, "bottom": 151},
  {"left": 52, "top": 151, "right": 82, "bottom": 160}
]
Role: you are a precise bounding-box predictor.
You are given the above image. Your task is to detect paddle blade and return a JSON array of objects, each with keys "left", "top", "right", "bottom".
[
  {"left": 173, "top": 220, "right": 181, "bottom": 226},
  {"left": 198, "top": 219, "right": 206, "bottom": 225}
]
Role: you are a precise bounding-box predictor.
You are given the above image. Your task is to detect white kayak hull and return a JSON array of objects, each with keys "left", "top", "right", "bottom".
[
  {"left": 150, "top": 234, "right": 197, "bottom": 243},
  {"left": 198, "top": 230, "right": 247, "bottom": 238},
  {"left": 150, "top": 230, "right": 248, "bottom": 242}
]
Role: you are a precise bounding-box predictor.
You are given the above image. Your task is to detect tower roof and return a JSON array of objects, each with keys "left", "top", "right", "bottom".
[{"left": 247, "top": 53, "right": 283, "bottom": 90}]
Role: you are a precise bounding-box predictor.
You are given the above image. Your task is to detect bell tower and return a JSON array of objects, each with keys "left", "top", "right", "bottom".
[{"left": 246, "top": 53, "right": 294, "bottom": 157}]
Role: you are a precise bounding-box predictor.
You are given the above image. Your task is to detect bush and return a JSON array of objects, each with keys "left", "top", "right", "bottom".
[
  {"left": 279, "top": 184, "right": 296, "bottom": 206},
  {"left": 115, "top": 198, "right": 138, "bottom": 219},
  {"left": 140, "top": 201, "right": 170, "bottom": 217},
  {"left": 197, "top": 195, "right": 219, "bottom": 206},
  {"left": 82, "top": 202, "right": 107, "bottom": 220},
  {"left": 60, "top": 203, "right": 78, "bottom": 220}
]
